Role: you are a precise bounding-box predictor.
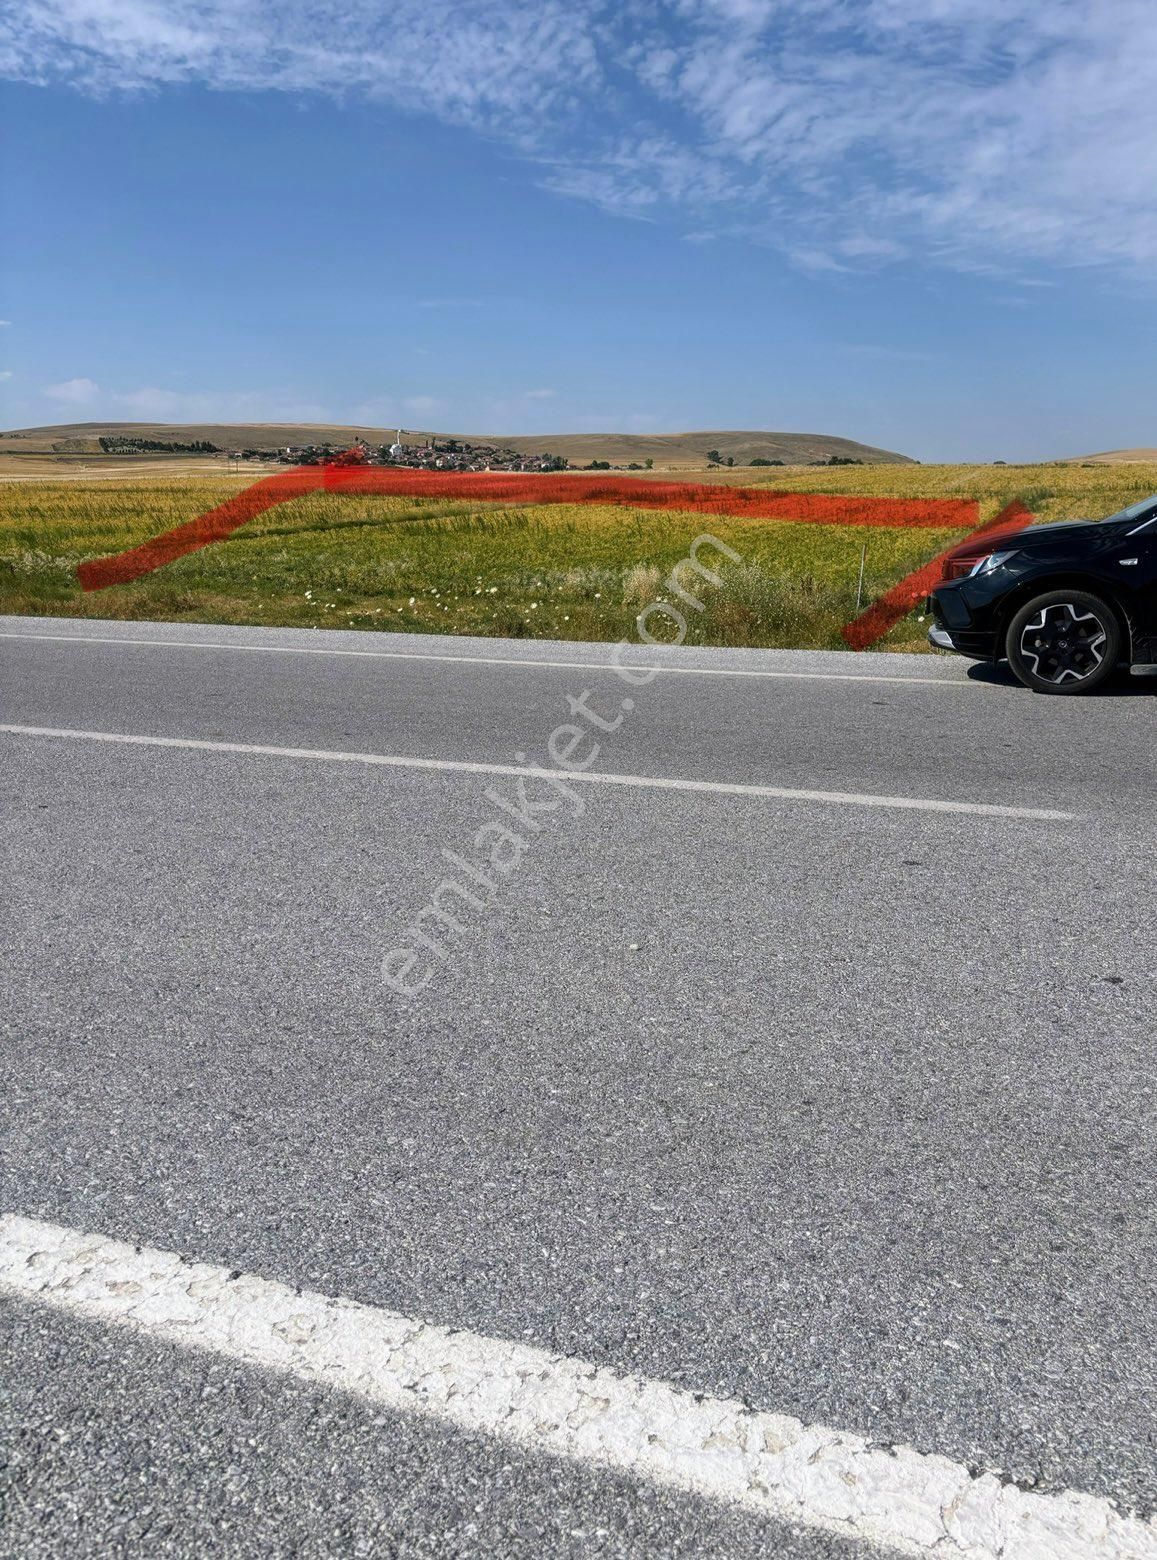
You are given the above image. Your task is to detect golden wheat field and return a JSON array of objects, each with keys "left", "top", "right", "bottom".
[{"left": 2, "top": 462, "right": 1155, "bottom": 651}]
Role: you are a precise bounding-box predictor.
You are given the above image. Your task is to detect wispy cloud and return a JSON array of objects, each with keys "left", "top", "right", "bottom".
[
  {"left": 27, "top": 380, "right": 457, "bottom": 425},
  {"left": 44, "top": 376, "right": 100, "bottom": 404},
  {"left": 38, "top": 379, "right": 334, "bottom": 420},
  {"left": 5, "top": 0, "right": 1157, "bottom": 273},
  {"left": 115, "top": 386, "right": 337, "bottom": 420},
  {"left": 0, "top": 369, "right": 13, "bottom": 381},
  {"left": 788, "top": 248, "right": 852, "bottom": 277},
  {"left": 0, "top": 0, "right": 597, "bottom": 125}
]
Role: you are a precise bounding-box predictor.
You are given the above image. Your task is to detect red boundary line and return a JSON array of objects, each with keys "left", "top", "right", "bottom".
[
  {"left": 77, "top": 464, "right": 978, "bottom": 593},
  {"left": 841, "top": 501, "right": 1035, "bottom": 649},
  {"left": 77, "top": 467, "right": 325, "bottom": 592},
  {"left": 73, "top": 460, "right": 1032, "bottom": 653},
  {"left": 322, "top": 466, "right": 979, "bottom": 530}
]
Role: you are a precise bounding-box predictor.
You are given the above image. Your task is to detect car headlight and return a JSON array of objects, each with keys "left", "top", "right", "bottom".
[{"left": 969, "top": 549, "right": 1021, "bottom": 577}]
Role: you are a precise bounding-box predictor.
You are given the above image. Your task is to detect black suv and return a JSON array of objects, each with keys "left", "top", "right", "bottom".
[{"left": 929, "top": 495, "right": 1157, "bottom": 694}]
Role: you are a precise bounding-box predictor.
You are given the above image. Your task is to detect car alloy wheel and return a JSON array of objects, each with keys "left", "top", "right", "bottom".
[
  {"left": 1020, "top": 601, "right": 1107, "bottom": 685},
  {"left": 1006, "top": 589, "right": 1121, "bottom": 695}
]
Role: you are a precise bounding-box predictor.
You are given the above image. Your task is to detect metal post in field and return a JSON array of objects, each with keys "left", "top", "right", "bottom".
[{"left": 855, "top": 542, "right": 868, "bottom": 611}]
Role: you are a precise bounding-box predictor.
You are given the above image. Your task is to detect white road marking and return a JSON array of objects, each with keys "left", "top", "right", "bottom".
[
  {"left": 0, "top": 723, "right": 1073, "bottom": 820},
  {"left": 0, "top": 629, "right": 967, "bottom": 686},
  {"left": 2, "top": 1215, "right": 1151, "bottom": 1560}
]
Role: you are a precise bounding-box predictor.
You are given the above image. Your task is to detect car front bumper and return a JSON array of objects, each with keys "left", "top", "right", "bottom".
[{"left": 928, "top": 575, "right": 1011, "bottom": 660}]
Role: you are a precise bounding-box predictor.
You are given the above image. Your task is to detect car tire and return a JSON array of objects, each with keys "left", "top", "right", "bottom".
[{"left": 1006, "top": 589, "right": 1122, "bottom": 695}]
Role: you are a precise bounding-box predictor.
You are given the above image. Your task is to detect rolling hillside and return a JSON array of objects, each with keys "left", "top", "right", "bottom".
[
  {"left": 0, "top": 422, "right": 914, "bottom": 467},
  {"left": 1062, "top": 447, "right": 1157, "bottom": 464}
]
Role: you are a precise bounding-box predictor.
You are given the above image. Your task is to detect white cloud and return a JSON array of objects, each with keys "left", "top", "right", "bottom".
[
  {"left": 0, "top": 319, "right": 11, "bottom": 326},
  {"left": 645, "top": 0, "right": 1157, "bottom": 269},
  {"left": 524, "top": 388, "right": 556, "bottom": 400},
  {"left": 542, "top": 135, "right": 741, "bottom": 219},
  {"left": 25, "top": 379, "right": 454, "bottom": 425},
  {"left": 4, "top": 0, "right": 1157, "bottom": 272},
  {"left": 34, "top": 380, "right": 337, "bottom": 420},
  {"left": 0, "top": 370, "right": 12, "bottom": 380},
  {"left": 44, "top": 376, "right": 100, "bottom": 403},
  {"left": 0, "top": 0, "right": 598, "bottom": 123},
  {"left": 108, "top": 386, "right": 332, "bottom": 421},
  {"left": 788, "top": 248, "right": 852, "bottom": 276}
]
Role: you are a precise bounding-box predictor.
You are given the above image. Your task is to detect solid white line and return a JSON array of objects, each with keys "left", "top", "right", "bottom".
[
  {"left": 0, "top": 723, "right": 1074, "bottom": 820},
  {"left": 1, "top": 1215, "right": 1151, "bottom": 1560},
  {"left": 0, "top": 629, "right": 966, "bottom": 687}
]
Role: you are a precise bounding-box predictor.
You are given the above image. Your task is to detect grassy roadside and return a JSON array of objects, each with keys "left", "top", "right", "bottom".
[{"left": 3, "top": 462, "right": 1156, "bottom": 652}]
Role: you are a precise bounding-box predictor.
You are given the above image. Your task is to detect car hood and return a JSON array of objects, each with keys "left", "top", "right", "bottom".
[
  {"left": 938, "top": 516, "right": 1107, "bottom": 581},
  {"left": 1013, "top": 519, "right": 1098, "bottom": 543}
]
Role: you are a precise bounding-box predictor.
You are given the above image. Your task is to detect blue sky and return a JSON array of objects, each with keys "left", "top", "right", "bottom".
[{"left": 1, "top": 0, "right": 1155, "bottom": 461}]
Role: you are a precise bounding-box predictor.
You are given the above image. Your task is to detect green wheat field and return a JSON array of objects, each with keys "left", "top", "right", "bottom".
[{"left": 3, "top": 462, "right": 1155, "bottom": 651}]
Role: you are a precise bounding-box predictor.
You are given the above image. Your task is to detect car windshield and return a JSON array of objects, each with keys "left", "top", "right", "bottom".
[{"left": 1104, "top": 494, "right": 1157, "bottom": 524}]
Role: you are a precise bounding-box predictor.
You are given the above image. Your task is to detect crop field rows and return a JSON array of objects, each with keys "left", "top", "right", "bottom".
[{"left": 3, "top": 462, "right": 1156, "bottom": 651}]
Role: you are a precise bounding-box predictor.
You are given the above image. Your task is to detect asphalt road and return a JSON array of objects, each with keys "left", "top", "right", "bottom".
[{"left": 1, "top": 615, "right": 1155, "bottom": 1557}]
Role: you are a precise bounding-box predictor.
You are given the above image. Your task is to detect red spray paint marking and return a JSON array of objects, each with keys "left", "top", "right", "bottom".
[
  {"left": 77, "top": 466, "right": 325, "bottom": 592},
  {"left": 322, "top": 465, "right": 979, "bottom": 530},
  {"left": 841, "top": 500, "right": 1035, "bottom": 650},
  {"left": 77, "top": 461, "right": 979, "bottom": 593},
  {"left": 74, "top": 459, "right": 1033, "bottom": 655}
]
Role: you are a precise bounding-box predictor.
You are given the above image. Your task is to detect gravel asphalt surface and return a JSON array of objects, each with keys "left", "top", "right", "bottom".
[{"left": 1, "top": 616, "right": 1154, "bottom": 1557}]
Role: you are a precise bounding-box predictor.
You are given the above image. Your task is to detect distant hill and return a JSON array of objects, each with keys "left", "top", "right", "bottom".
[
  {"left": 1061, "top": 447, "right": 1157, "bottom": 464},
  {"left": 0, "top": 422, "right": 915, "bottom": 467}
]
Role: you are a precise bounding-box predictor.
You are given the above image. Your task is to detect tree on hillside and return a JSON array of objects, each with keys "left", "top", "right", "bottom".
[{"left": 706, "top": 448, "right": 723, "bottom": 465}]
